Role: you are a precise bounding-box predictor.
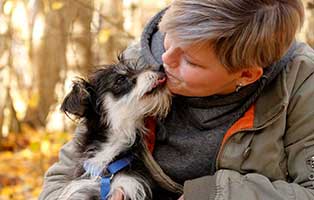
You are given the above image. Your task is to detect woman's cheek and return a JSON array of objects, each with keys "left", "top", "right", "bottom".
[{"left": 181, "top": 67, "right": 203, "bottom": 86}]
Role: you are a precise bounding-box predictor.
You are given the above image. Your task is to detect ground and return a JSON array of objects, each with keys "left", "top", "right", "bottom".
[{"left": 0, "top": 125, "right": 72, "bottom": 200}]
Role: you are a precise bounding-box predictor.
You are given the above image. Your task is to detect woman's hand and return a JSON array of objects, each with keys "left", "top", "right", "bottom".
[{"left": 178, "top": 195, "right": 184, "bottom": 200}]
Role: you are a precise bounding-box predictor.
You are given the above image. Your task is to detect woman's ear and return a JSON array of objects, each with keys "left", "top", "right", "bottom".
[
  {"left": 237, "top": 66, "right": 263, "bottom": 86},
  {"left": 61, "top": 79, "right": 92, "bottom": 118}
]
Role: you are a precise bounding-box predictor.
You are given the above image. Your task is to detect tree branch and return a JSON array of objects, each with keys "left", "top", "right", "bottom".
[{"left": 74, "top": 0, "right": 135, "bottom": 39}]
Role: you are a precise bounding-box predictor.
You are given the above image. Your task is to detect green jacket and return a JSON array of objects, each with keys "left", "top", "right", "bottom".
[{"left": 39, "top": 42, "right": 314, "bottom": 200}]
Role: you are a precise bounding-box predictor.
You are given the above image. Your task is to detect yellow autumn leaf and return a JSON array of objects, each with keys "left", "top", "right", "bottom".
[
  {"left": 98, "top": 29, "right": 111, "bottom": 43},
  {"left": 0, "top": 151, "right": 13, "bottom": 159},
  {"left": 51, "top": 1, "right": 64, "bottom": 10},
  {"left": 32, "top": 187, "right": 42, "bottom": 197},
  {"left": 1, "top": 186, "right": 14, "bottom": 196},
  {"left": 40, "top": 140, "right": 51, "bottom": 155},
  {"left": 20, "top": 149, "right": 33, "bottom": 159},
  {"left": 30, "top": 141, "right": 40, "bottom": 152},
  {"left": 28, "top": 93, "right": 39, "bottom": 108}
]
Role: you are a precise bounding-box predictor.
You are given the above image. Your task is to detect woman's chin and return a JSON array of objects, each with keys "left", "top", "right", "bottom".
[
  {"left": 166, "top": 82, "right": 196, "bottom": 96},
  {"left": 167, "top": 86, "right": 189, "bottom": 96}
]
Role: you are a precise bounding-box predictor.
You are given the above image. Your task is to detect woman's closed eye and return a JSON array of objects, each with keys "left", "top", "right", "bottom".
[{"left": 183, "top": 56, "right": 201, "bottom": 68}]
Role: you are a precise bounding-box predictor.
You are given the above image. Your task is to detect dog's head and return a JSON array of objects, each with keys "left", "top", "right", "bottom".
[{"left": 61, "top": 58, "right": 171, "bottom": 130}]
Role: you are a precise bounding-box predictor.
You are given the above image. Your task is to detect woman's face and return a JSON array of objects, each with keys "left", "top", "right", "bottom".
[{"left": 162, "top": 34, "right": 241, "bottom": 97}]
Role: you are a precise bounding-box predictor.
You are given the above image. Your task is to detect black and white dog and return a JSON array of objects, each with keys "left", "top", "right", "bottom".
[{"left": 58, "top": 57, "right": 171, "bottom": 200}]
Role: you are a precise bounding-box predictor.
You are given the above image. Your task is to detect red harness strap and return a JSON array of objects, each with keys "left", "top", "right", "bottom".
[{"left": 144, "top": 117, "right": 157, "bottom": 153}]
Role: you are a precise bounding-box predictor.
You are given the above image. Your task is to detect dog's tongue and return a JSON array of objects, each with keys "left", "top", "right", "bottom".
[
  {"left": 151, "top": 76, "right": 167, "bottom": 90},
  {"left": 157, "top": 77, "right": 166, "bottom": 85}
]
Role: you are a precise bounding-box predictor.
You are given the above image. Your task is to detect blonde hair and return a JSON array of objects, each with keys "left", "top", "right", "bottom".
[{"left": 159, "top": 0, "right": 304, "bottom": 71}]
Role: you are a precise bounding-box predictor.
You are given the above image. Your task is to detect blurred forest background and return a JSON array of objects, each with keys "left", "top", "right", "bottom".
[
  {"left": 0, "top": 0, "right": 171, "bottom": 199},
  {"left": 0, "top": 0, "right": 313, "bottom": 199}
]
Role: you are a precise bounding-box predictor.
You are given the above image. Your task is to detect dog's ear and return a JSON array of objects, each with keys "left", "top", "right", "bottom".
[{"left": 61, "top": 79, "right": 93, "bottom": 117}]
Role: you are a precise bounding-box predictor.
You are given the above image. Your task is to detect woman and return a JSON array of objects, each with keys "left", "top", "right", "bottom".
[{"left": 40, "top": 0, "right": 314, "bottom": 199}]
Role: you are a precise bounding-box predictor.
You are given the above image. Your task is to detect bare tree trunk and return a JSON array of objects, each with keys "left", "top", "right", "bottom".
[
  {"left": 0, "top": 79, "right": 7, "bottom": 136},
  {"left": 7, "top": 90, "right": 21, "bottom": 133},
  {"left": 25, "top": 1, "right": 69, "bottom": 127},
  {"left": 102, "top": 0, "right": 127, "bottom": 63},
  {"left": 0, "top": 9, "right": 21, "bottom": 135},
  {"left": 24, "top": 0, "right": 93, "bottom": 128},
  {"left": 0, "top": 36, "right": 8, "bottom": 136},
  {"left": 7, "top": 26, "right": 21, "bottom": 133},
  {"left": 69, "top": 0, "right": 93, "bottom": 75}
]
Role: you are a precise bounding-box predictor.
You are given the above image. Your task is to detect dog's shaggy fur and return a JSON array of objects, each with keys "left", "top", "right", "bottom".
[{"left": 58, "top": 58, "right": 171, "bottom": 200}]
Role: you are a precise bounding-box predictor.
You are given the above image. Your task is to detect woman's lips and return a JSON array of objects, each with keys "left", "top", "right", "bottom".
[
  {"left": 163, "top": 64, "right": 181, "bottom": 84},
  {"left": 165, "top": 71, "right": 181, "bottom": 86},
  {"left": 165, "top": 70, "right": 179, "bottom": 81}
]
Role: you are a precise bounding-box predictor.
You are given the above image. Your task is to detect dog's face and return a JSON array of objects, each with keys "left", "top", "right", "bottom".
[{"left": 61, "top": 61, "right": 171, "bottom": 130}]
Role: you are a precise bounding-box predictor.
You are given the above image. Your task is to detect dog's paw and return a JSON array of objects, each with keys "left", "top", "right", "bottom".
[
  {"left": 58, "top": 179, "right": 100, "bottom": 200},
  {"left": 83, "top": 157, "right": 107, "bottom": 177},
  {"left": 110, "top": 173, "right": 151, "bottom": 200}
]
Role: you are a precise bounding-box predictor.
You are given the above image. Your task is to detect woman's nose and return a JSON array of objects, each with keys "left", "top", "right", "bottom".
[{"left": 162, "top": 46, "right": 181, "bottom": 68}]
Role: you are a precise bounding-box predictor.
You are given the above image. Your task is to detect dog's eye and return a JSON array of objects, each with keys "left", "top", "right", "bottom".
[
  {"left": 115, "top": 76, "right": 127, "bottom": 84},
  {"left": 132, "top": 78, "right": 136, "bottom": 84}
]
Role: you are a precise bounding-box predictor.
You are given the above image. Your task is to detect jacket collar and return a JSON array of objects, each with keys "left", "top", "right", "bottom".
[
  {"left": 254, "top": 43, "right": 298, "bottom": 128},
  {"left": 254, "top": 71, "right": 288, "bottom": 128}
]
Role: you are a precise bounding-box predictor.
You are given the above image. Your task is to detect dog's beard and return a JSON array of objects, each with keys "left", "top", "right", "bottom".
[
  {"left": 102, "top": 70, "right": 171, "bottom": 146},
  {"left": 62, "top": 66, "right": 172, "bottom": 200},
  {"left": 81, "top": 69, "right": 171, "bottom": 175}
]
